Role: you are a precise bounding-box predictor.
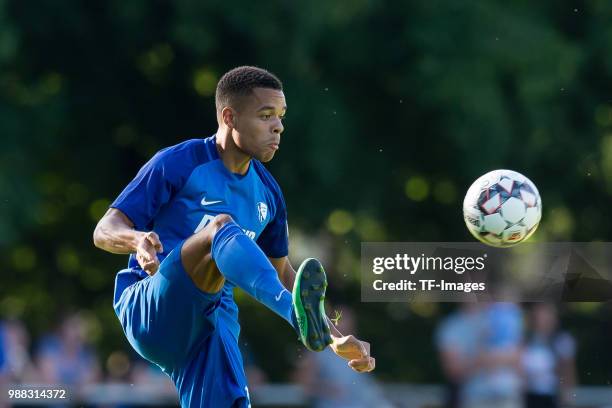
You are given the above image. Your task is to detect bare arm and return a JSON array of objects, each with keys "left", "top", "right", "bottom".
[
  {"left": 93, "top": 208, "right": 163, "bottom": 274},
  {"left": 93, "top": 208, "right": 143, "bottom": 254}
]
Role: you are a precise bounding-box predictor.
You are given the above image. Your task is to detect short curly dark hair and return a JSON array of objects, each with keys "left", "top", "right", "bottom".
[{"left": 215, "top": 66, "right": 283, "bottom": 112}]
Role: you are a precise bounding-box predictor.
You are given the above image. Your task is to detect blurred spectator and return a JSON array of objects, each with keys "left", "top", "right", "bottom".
[
  {"left": 437, "top": 303, "right": 523, "bottom": 408},
  {"left": 474, "top": 302, "right": 523, "bottom": 407},
  {"left": 436, "top": 303, "right": 482, "bottom": 408},
  {"left": 522, "top": 303, "right": 576, "bottom": 408},
  {"left": 1, "top": 319, "right": 37, "bottom": 383},
  {"left": 35, "top": 313, "right": 101, "bottom": 389},
  {"left": 293, "top": 305, "right": 393, "bottom": 408}
]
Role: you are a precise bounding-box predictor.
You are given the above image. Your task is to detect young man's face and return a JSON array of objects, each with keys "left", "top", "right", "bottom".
[{"left": 231, "top": 87, "right": 286, "bottom": 162}]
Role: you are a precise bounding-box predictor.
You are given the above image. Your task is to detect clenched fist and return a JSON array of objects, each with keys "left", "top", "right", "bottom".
[{"left": 136, "top": 231, "right": 164, "bottom": 275}]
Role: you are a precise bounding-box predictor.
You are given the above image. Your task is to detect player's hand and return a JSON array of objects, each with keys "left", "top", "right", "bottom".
[
  {"left": 136, "top": 231, "right": 163, "bottom": 275},
  {"left": 330, "top": 334, "right": 375, "bottom": 373}
]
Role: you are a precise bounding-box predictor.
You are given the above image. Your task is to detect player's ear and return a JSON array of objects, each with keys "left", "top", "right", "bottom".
[{"left": 221, "top": 107, "right": 236, "bottom": 129}]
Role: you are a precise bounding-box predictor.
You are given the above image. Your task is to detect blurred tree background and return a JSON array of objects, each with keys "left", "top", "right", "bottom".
[{"left": 1, "top": 0, "right": 612, "bottom": 384}]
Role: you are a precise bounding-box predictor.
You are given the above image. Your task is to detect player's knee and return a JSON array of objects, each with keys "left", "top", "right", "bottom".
[
  {"left": 191, "top": 213, "right": 234, "bottom": 244},
  {"left": 211, "top": 213, "right": 234, "bottom": 231},
  {"left": 202, "top": 213, "right": 235, "bottom": 239},
  {"left": 188, "top": 214, "right": 235, "bottom": 262}
]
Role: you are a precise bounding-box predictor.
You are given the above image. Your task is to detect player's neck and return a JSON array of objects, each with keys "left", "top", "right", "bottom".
[{"left": 215, "top": 129, "right": 251, "bottom": 175}]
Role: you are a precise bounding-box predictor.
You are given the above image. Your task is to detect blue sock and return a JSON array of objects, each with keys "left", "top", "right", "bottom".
[{"left": 211, "top": 222, "right": 296, "bottom": 328}]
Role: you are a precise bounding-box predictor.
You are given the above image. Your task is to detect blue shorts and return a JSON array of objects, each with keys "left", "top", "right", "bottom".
[{"left": 113, "top": 242, "right": 250, "bottom": 408}]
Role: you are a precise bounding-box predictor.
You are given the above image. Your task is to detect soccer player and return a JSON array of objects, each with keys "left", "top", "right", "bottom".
[{"left": 93, "top": 66, "right": 375, "bottom": 407}]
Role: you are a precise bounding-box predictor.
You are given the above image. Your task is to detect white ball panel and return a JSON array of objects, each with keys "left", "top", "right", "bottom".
[
  {"left": 501, "top": 197, "right": 526, "bottom": 224},
  {"left": 481, "top": 192, "right": 502, "bottom": 214},
  {"left": 498, "top": 177, "right": 514, "bottom": 193},
  {"left": 523, "top": 206, "right": 541, "bottom": 230},
  {"left": 483, "top": 213, "right": 507, "bottom": 235}
]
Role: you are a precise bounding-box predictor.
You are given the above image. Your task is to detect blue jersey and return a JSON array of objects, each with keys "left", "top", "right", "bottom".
[{"left": 111, "top": 135, "right": 289, "bottom": 339}]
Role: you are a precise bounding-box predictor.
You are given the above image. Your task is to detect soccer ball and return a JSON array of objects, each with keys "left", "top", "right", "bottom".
[{"left": 463, "top": 169, "right": 542, "bottom": 247}]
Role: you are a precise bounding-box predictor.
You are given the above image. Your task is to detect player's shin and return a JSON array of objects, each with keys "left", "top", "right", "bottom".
[{"left": 211, "top": 222, "right": 295, "bottom": 328}]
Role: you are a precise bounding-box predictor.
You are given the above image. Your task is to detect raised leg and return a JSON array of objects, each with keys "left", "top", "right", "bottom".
[{"left": 180, "top": 214, "right": 295, "bottom": 327}]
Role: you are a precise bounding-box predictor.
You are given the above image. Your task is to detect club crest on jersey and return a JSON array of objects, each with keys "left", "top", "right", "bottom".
[{"left": 257, "top": 202, "right": 268, "bottom": 223}]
